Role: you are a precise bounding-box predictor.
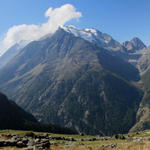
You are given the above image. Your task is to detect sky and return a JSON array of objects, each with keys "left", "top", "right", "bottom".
[{"left": 0, "top": 0, "right": 150, "bottom": 54}]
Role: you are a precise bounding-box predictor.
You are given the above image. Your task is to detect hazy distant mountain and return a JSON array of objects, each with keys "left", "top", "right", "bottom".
[
  {"left": 0, "top": 28, "right": 142, "bottom": 135},
  {"left": 0, "top": 40, "right": 28, "bottom": 69},
  {"left": 0, "top": 44, "right": 21, "bottom": 69}
]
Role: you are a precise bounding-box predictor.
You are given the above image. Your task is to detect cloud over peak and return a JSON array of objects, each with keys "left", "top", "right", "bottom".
[{"left": 0, "top": 4, "right": 82, "bottom": 56}]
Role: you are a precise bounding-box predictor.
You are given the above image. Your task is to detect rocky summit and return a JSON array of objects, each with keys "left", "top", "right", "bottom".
[{"left": 123, "top": 37, "right": 146, "bottom": 53}]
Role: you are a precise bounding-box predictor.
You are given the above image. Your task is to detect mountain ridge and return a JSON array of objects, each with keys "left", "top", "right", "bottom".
[{"left": 0, "top": 28, "right": 143, "bottom": 135}]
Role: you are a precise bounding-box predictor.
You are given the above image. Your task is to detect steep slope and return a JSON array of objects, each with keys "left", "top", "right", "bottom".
[
  {"left": 124, "top": 44, "right": 150, "bottom": 132},
  {"left": 0, "top": 92, "right": 75, "bottom": 134},
  {"left": 130, "top": 67, "right": 150, "bottom": 132},
  {"left": 0, "top": 92, "right": 37, "bottom": 130},
  {"left": 130, "top": 46, "right": 150, "bottom": 132},
  {"left": 122, "top": 38, "right": 147, "bottom": 66},
  {"left": 0, "top": 28, "right": 142, "bottom": 135},
  {"left": 138, "top": 46, "right": 150, "bottom": 73}
]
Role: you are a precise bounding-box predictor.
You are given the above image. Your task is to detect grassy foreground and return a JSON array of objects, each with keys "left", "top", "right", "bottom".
[{"left": 1, "top": 130, "right": 150, "bottom": 150}]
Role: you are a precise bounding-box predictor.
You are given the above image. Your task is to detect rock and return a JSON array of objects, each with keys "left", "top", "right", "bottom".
[
  {"left": 35, "top": 138, "right": 40, "bottom": 143},
  {"left": 35, "top": 138, "right": 50, "bottom": 150},
  {"left": 63, "top": 137, "right": 76, "bottom": 141},
  {"left": 0, "top": 140, "right": 17, "bottom": 147},
  {"left": 0, "top": 140, "right": 5, "bottom": 147},
  {"left": 43, "top": 133, "right": 49, "bottom": 137},
  {"left": 25, "top": 132, "right": 35, "bottom": 138},
  {"left": 80, "top": 138, "right": 97, "bottom": 142},
  {"left": 16, "top": 141, "right": 27, "bottom": 147},
  {"left": 114, "top": 134, "right": 126, "bottom": 140},
  {"left": 87, "top": 146, "right": 92, "bottom": 150},
  {"left": 105, "top": 144, "right": 117, "bottom": 148},
  {"left": 80, "top": 133, "right": 84, "bottom": 136},
  {"left": 2, "top": 134, "right": 12, "bottom": 138},
  {"left": 22, "top": 138, "right": 29, "bottom": 144},
  {"left": 133, "top": 137, "right": 144, "bottom": 143},
  {"left": 24, "top": 147, "right": 34, "bottom": 150},
  {"left": 49, "top": 136, "right": 63, "bottom": 140},
  {"left": 0, "top": 133, "right": 50, "bottom": 150},
  {"left": 111, "top": 144, "right": 117, "bottom": 148},
  {"left": 27, "top": 139, "right": 35, "bottom": 147},
  {"left": 51, "top": 141, "right": 58, "bottom": 146},
  {"left": 89, "top": 138, "right": 97, "bottom": 141},
  {"left": 11, "top": 135, "right": 20, "bottom": 142},
  {"left": 36, "top": 134, "right": 49, "bottom": 139}
]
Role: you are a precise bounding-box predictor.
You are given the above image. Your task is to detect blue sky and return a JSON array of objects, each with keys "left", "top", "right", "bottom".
[{"left": 0, "top": 0, "right": 150, "bottom": 46}]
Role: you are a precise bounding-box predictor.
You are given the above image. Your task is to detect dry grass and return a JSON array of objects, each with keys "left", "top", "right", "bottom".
[
  {"left": 1, "top": 141, "right": 150, "bottom": 150},
  {"left": 0, "top": 147, "right": 24, "bottom": 150},
  {"left": 50, "top": 141, "right": 150, "bottom": 150},
  {"left": 1, "top": 130, "right": 150, "bottom": 150}
]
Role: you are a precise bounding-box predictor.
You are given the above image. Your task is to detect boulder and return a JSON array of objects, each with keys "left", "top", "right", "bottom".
[
  {"left": 16, "top": 141, "right": 27, "bottom": 147},
  {"left": 114, "top": 134, "right": 126, "bottom": 140},
  {"left": 25, "top": 132, "right": 35, "bottom": 138}
]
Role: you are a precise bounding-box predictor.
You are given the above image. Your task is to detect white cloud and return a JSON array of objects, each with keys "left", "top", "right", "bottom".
[{"left": 0, "top": 4, "right": 82, "bottom": 56}]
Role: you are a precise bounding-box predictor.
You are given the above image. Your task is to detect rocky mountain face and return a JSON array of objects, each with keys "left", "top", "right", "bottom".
[
  {"left": 0, "top": 28, "right": 143, "bottom": 135},
  {"left": 121, "top": 37, "right": 146, "bottom": 66},
  {"left": 130, "top": 46, "right": 150, "bottom": 132},
  {"left": 123, "top": 37, "right": 146, "bottom": 53},
  {"left": 130, "top": 68, "right": 150, "bottom": 132},
  {"left": 0, "top": 92, "right": 37, "bottom": 130},
  {"left": 137, "top": 46, "right": 150, "bottom": 73}
]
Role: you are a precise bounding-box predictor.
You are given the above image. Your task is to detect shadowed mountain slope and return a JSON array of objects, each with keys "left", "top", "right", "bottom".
[{"left": 0, "top": 92, "right": 37, "bottom": 130}]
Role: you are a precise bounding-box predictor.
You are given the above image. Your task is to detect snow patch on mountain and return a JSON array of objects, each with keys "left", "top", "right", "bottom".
[{"left": 61, "top": 25, "right": 109, "bottom": 44}]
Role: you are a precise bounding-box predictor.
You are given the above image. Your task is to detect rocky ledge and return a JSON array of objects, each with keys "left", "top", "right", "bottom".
[{"left": 0, "top": 132, "right": 50, "bottom": 150}]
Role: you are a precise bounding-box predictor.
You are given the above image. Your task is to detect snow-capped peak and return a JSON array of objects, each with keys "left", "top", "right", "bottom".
[
  {"left": 84, "top": 28, "right": 98, "bottom": 36},
  {"left": 60, "top": 25, "right": 109, "bottom": 44}
]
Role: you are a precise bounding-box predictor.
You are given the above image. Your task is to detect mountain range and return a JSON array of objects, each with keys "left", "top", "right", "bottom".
[{"left": 0, "top": 26, "right": 150, "bottom": 135}]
